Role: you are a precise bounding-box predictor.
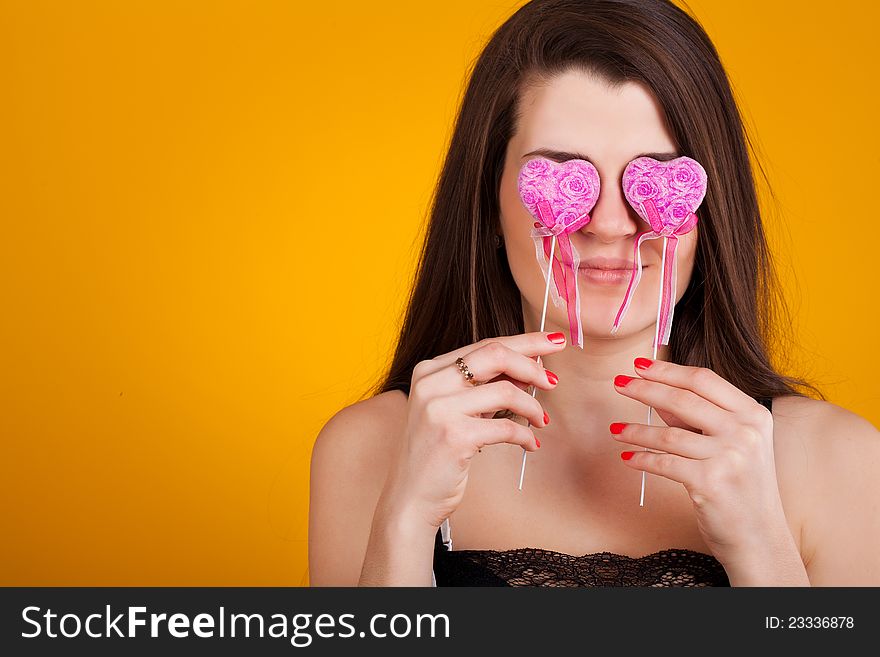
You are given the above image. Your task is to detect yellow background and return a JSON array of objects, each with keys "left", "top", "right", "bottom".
[{"left": 1, "top": 0, "right": 876, "bottom": 585}]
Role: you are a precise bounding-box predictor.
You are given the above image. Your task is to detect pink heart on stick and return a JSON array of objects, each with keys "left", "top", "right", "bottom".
[
  {"left": 517, "top": 157, "right": 600, "bottom": 232},
  {"left": 622, "top": 156, "right": 707, "bottom": 235},
  {"left": 612, "top": 154, "right": 709, "bottom": 345},
  {"left": 516, "top": 156, "right": 600, "bottom": 352}
]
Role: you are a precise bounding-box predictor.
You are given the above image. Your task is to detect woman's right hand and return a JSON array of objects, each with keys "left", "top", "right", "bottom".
[{"left": 382, "top": 331, "right": 567, "bottom": 533}]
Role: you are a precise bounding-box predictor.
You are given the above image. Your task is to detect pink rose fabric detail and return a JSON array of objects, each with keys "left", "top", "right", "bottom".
[
  {"left": 518, "top": 157, "right": 600, "bottom": 349},
  {"left": 614, "top": 156, "right": 708, "bottom": 346}
]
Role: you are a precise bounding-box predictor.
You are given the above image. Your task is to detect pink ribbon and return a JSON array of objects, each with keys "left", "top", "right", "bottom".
[
  {"left": 532, "top": 201, "right": 587, "bottom": 348},
  {"left": 611, "top": 199, "right": 699, "bottom": 346}
]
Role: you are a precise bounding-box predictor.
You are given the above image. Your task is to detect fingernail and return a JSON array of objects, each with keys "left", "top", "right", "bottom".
[
  {"left": 547, "top": 332, "right": 566, "bottom": 344},
  {"left": 545, "top": 369, "right": 559, "bottom": 385},
  {"left": 543, "top": 411, "right": 550, "bottom": 425},
  {"left": 614, "top": 374, "right": 634, "bottom": 387},
  {"left": 535, "top": 435, "right": 541, "bottom": 448},
  {"left": 634, "top": 357, "right": 653, "bottom": 370},
  {"left": 610, "top": 422, "right": 627, "bottom": 435},
  {"left": 620, "top": 451, "right": 634, "bottom": 460},
  {"left": 533, "top": 221, "right": 542, "bottom": 228}
]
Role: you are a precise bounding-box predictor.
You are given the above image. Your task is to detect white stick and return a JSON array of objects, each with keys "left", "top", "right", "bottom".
[
  {"left": 639, "top": 235, "right": 668, "bottom": 507},
  {"left": 518, "top": 233, "right": 557, "bottom": 491}
]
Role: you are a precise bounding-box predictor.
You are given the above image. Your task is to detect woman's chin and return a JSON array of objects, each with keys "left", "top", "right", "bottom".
[{"left": 579, "top": 310, "right": 656, "bottom": 341}]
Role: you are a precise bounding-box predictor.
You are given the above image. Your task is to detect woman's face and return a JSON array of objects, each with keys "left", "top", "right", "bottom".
[{"left": 499, "top": 68, "right": 697, "bottom": 342}]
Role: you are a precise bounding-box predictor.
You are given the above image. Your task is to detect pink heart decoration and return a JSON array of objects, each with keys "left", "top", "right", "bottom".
[
  {"left": 622, "top": 156, "right": 707, "bottom": 236},
  {"left": 613, "top": 155, "right": 709, "bottom": 346},
  {"left": 517, "top": 157, "right": 600, "bottom": 349},
  {"left": 518, "top": 157, "right": 600, "bottom": 233}
]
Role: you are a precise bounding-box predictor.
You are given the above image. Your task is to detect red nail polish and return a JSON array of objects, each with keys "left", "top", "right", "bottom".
[
  {"left": 543, "top": 411, "right": 550, "bottom": 425},
  {"left": 534, "top": 221, "right": 542, "bottom": 228},
  {"left": 535, "top": 435, "right": 541, "bottom": 448},
  {"left": 610, "top": 422, "right": 627, "bottom": 435},
  {"left": 545, "top": 369, "right": 559, "bottom": 385},
  {"left": 620, "top": 451, "right": 634, "bottom": 460},
  {"left": 634, "top": 357, "right": 653, "bottom": 370},
  {"left": 614, "top": 374, "right": 634, "bottom": 387},
  {"left": 547, "top": 332, "right": 565, "bottom": 344}
]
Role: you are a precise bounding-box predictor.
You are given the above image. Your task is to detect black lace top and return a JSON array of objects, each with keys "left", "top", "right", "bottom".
[{"left": 431, "top": 397, "right": 773, "bottom": 587}]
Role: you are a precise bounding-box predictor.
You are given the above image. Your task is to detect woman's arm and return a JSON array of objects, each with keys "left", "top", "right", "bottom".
[
  {"left": 797, "top": 401, "right": 880, "bottom": 585},
  {"left": 357, "top": 475, "right": 437, "bottom": 586},
  {"left": 308, "top": 391, "right": 435, "bottom": 586}
]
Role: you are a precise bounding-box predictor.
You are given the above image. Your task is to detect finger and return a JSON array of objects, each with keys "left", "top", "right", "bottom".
[
  {"left": 422, "top": 338, "right": 562, "bottom": 399},
  {"left": 416, "top": 331, "right": 566, "bottom": 378},
  {"left": 470, "top": 417, "right": 541, "bottom": 452},
  {"left": 463, "top": 340, "right": 560, "bottom": 390},
  {"left": 619, "top": 448, "right": 694, "bottom": 486},
  {"left": 455, "top": 379, "right": 548, "bottom": 429},
  {"left": 632, "top": 358, "right": 764, "bottom": 417},
  {"left": 648, "top": 408, "right": 697, "bottom": 432},
  {"left": 610, "top": 422, "right": 711, "bottom": 460},
  {"left": 490, "top": 373, "right": 533, "bottom": 392},
  {"left": 613, "top": 375, "right": 730, "bottom": 433},
  {"left": 449, "top": 381, "right": 547, "bottom": 429}
]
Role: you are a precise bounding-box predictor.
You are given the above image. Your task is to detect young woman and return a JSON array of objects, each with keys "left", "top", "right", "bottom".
[{"left": 308, "top": 0, "right": 879, "bottom": 586}]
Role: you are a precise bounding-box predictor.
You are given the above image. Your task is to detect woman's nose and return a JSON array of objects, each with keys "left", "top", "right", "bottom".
[{"left": 581, "top": 176, "right": 641, "bottom": 243}]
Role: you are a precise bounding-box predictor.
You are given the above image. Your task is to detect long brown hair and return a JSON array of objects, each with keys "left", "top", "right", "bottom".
[{"left": 369, "top": 0, "right": 819, "bottom": 401}]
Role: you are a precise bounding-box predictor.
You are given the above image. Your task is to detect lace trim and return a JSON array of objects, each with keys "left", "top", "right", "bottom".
[{"left": 434, "top": 542, "right": 730, "bottom": 587}]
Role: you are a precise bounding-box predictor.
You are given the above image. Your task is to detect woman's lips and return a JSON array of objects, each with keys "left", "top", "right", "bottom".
[{"left": 577, "top": 257, "right": 645, "bottom": 285}]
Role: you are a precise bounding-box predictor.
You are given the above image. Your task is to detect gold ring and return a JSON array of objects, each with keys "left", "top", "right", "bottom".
[{"left": 455, "top": 357, "right": 480, "bottom": 386}]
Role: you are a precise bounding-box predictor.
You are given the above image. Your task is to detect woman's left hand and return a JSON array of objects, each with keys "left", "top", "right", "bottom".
[{"left": 610, "top": 357, "right": 797, "bottom": 575}]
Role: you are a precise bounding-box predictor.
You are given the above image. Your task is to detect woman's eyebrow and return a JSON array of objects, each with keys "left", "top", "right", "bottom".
[{"left": 522, "top": 148, "right": 680, "bottom": 163}]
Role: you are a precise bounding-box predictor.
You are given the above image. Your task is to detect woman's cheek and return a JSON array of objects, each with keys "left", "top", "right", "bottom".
[{"left": 505, "top": 227, "right": 541, "bottom": 297}]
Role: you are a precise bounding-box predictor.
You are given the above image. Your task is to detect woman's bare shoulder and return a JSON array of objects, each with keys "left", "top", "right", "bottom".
[
  {"left": 310, "top": 390, "right": 409, "bottom": 480},
  {"left": 772, "top": 394, "right": 873, "bottom": 427},
  {"left": 771, "top": 394, "right": 878, "bottom": 457},
  {"left": 771, "top": 395, "right": 880, "bottom": 584},
  {"left": 308, "top": 390, "right": 410, "bottom": 585}
]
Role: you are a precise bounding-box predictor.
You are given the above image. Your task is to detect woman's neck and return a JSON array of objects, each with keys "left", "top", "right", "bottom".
[{"left": 527, "top": 322, "right": 670, "bottom": 450}]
